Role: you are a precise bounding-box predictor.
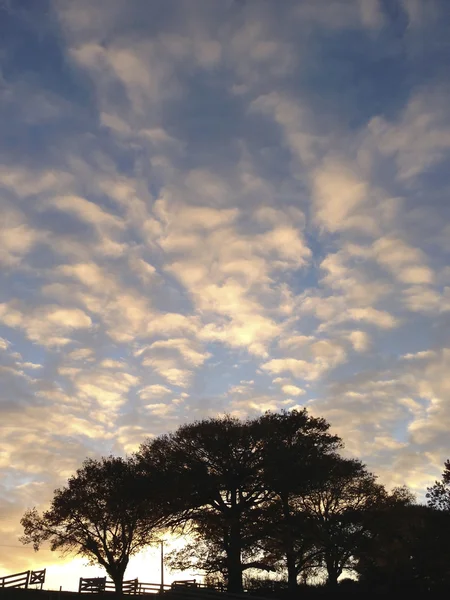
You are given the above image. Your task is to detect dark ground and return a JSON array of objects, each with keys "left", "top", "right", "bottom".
[{"left": 0, "top": 584, "right": 442, "bottom": 600}]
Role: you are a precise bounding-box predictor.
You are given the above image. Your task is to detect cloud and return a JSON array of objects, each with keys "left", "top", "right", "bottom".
[
  {"left": 141, "top": 357, "right": 193, "bottom": 388},
  {"left": 250, "top": 92, "right": 320, "bottom": 166},
  {"left": 70, "top": 41, "right": 178, "bottom": 119},
  {"left": 148, "top": 338, "right": 211, "bottom": 368},
  {"left": 294, "top": 0, "right": 385, "bottom": 31},
  {"left": 358, "top": 0, "right": 385, "bottom": 29},
  {"left": 46, "top": 195, "right": 124, "bottom": 230},
  {"left": 0, "top": 303, "right": 92, "bottom": 346},
  {"left": 347, "top": 307, "right": 398, "bottom": 329},
  {"left": 137, "top": 337, "right": 210, "bottom": 387},
  {"left": 402, "top": 350, "right": 436, "bottom": 361},
  {"left": 159, "top": 194, "right": 310, "bottom": 356},
  {"left": 0, "top": 212, "right": 43, "bottom": 267},
  {"left": 100, "top": 359, "right": 125, "bottom": 368},
  {"left": 228, "top": 379, "right": 255, "bottom": 396},
  {"left": 0, "top": 165, "right": 72, "bottom": 198},
  {"left": 373, "top": 237, "right": 434, "bottom": 285},
  {"left": 68, "top": 348, "right": 95, "bottom": 361},
  {"left": 320, "top": 248, "right": 392, "bottom": 305},
  {"left": 312, "top": 159, "right": 372, "bottom": 234},
  {"left": 139, "top": 384, "right": 173, "bottom": 399},
  {"left": 278, "top": 335, "right": 315, "bottom": 350},
  {"left": 369, "top": 86, "right": 450, "bottom": 181},
  {"left": 0, "top": 337, "right": 10, "bottom": 350},
  {"left": 348, "top": 330, "right": 370, "bottom": 352},
  {"left": 262, "top": 358, "right": 319, "bottom": 381},
  {"left": 281, "top": 384, "right": 305, "bottom": 397}
]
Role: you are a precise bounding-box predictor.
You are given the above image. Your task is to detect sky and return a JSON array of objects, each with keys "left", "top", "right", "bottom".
[{"left": 1, "top": 0, "right": 450, "bottom": 591}]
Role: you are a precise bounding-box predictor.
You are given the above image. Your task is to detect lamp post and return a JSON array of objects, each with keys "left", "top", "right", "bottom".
[{"left": 160, "top": 540, "right": 165, "bottom": 592}]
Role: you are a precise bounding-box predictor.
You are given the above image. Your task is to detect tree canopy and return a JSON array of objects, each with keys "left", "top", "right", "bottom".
[
  {"left": 251, "top": 409, "right": 343, "bottom": 590},
  {"left": 427, "top": 459, "right": 450, "bottom": 511},
  {"left": 21, "top": 456, "right": 164, "bottom": 593},
  {"left": 138, "top": 414, "right": 270, "bottom": 593}
]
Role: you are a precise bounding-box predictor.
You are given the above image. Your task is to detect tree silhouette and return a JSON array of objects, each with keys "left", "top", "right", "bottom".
[
  {"left": 253, "top": 409, "right": 342, "bottom": 590},
  {"left": 296, "top": 457, "right": 388, "bottom": 586},
  {"left": 357, "top": 501, "right": 450, "bottom": 592},
  {"left": 427, "top": 459, "right": 450, "bottom": 511},
  {"left": 165, "top": 509, "right": 274, "bottom": 583},
  {"left": 255, "top": 498, "right": 321, "bottom": 588},
  {"left": 21, "top": 456, "right": 163, "bottom": 593},
  {"left": 137, "top": 415, "right": 270, "bottom": 593}
]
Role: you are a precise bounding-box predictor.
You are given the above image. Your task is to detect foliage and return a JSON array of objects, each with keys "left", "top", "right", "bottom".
[
  {"left": 137, "top": 415, "right": 270, "bottom": 593},
  {"left": 21, "top": 456, "right": 163, "bottom": 592},
  {"left": 296, "top": 457, "right": 390, "bottom": 586},
  {"left": 252, "top": 409, "right": 343, "bottom": 590},
  {"left": 356, "top": 502, "right": 450, "bottom": 592},
  {"left": 426, "top": 459, "right": 450, "bottom": 511},
  {"left": 165, "top": 513, "right": 272, "bottom": 579}
]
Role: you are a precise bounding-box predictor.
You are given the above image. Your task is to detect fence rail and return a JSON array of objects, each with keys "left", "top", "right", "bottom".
[
  {"left": 29, "top": 569, "right": 46, "bottom": 589},
  {"left": 1, "top": 569, "right": 234, "bottom": 596},
  {"left": 78, "top": 577, "right": 226, "bottom": 595},
  {"left": 0, "top": 570, "right": 29, "bottom": 589},
  {"left": 137, "top": 582, "right": 171, "bottom": 595},
  {"left": 79, "top": 577, "right": 170, "bottom": 594},
  {"left": 79, "top": 577, "right": 106, "bottom": 593},
  {"left": 0, "top": 569, "right": 46, "bottom": 590}
]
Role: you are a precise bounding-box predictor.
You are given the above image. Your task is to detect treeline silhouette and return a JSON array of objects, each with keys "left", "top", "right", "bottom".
[{"left": 20, "top": 410, "right": 450, "bottom": 596}]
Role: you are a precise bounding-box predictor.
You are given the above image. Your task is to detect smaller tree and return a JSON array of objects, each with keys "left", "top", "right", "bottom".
[
  {"left": 356, "top": 502, "right": 450, "bottom": 592},
  {"left": 298, "top": 457, "right": 388, "bottom": 586},
  {"left": 166, "top": 506, "right": 274, "bottom": 583},
  {"left": 252, "top": 409, "right": 342, "bottom": 590},
  {"left": 426, "top": 459, "right": 450, "bottom": 511},
  {"left": 21, "top": 456, "right": 164, "bottom": 593},
  {"left": 255, "top": 499, "right": 321, "bottom": 587}
]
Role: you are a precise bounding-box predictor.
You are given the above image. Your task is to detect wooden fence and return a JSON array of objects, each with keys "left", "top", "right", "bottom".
[
  {"left": 0, "top": 570, "right": 234, "bottom": 597},
  {"left": 79, "top": 577, "right": 161, "bottom": 594},
  {"left": 171, "top": 581, "right": 221, "bottom": 590},
  {"left": 137, "top": 582, "right": 170, "bottom": 595},
  {"left": 78, "top": 577, "right": 225, "bottom": 595},
  {"left": 0, "top": 569, "right": 46, "bottom": 590}
]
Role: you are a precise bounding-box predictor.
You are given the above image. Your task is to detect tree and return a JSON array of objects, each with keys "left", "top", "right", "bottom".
[
  {"left": 255, "top": 498, "right": 320, "bottom": 588},
  {"left": 426, "top": 459, "right": 450, "bottom": 511},
  {"left": 137, "top": 415, "right": 271, "bottom": 593},
  {"left": 297, "top": 457, "right": 388, "bottom": 586},
  {"left": 356, "top": 502, "right": 450, "bottom": 592},
  {"left": 21, "top": 456, "right": 163, "bottom": 593},
  {"left": 165, "top": 509, "right": 273, "bottom": 583},
  {"left": 252, "top": 410, "right": 342, "bottom": 591}
]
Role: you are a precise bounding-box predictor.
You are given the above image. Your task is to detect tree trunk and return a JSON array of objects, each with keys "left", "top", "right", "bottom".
[
  {"left": 281, "top": 495, "right": 297, "bottom": 592},
  {"left": 326, "top": 573, "right": 339, "bottom": 587},
  {"left": 227, "top": 518, "right": 243, "bottom": 593},
  {"left": 325, "top": 558, "right": 340, "bottom": 587},
  {"left": 108, "top": 562, "right": 127, "bottom": 594},
  {"left": 286, "top": 550, "right": 298, "bottom": 592},
  {"left": 112, "top": 575, "right": 123, "bottom": 594}
]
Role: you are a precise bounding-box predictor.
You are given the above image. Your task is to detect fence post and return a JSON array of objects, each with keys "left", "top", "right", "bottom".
[{"left": 24, "top": 571, "right": 30, "bottom": 590}]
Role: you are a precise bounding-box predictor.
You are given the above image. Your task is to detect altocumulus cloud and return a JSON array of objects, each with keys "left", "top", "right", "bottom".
[{"left": 1, "top": 0, "right": 450, "bottom": 588}]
